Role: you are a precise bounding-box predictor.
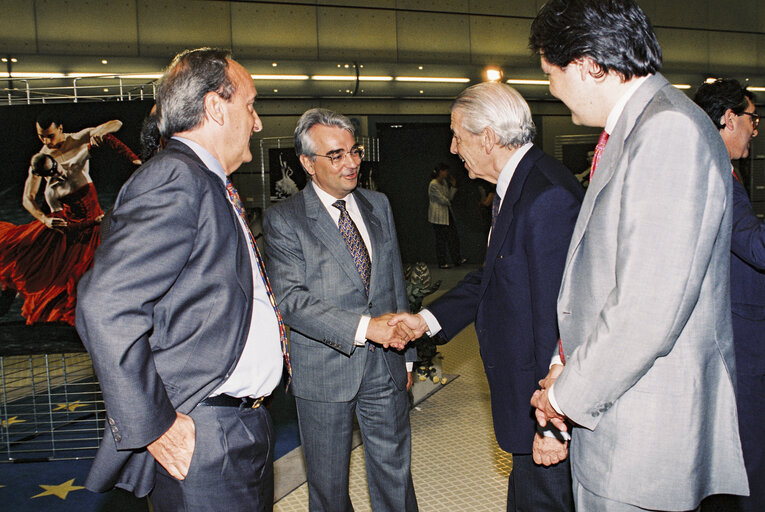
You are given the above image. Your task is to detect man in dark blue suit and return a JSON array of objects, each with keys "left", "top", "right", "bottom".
[
  {"left": 392, "top": 82, "right": 582, "bottom": 511},
  {"left": 695, "top": 79, "right": 764, "bottom": 512}
]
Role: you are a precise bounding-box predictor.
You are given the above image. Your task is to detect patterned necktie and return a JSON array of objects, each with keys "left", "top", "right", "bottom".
[
  {"left": 332, "top": 199, "right": 371, "bottom": 296},
  {"left": 589, "top": 130, "right": 610, "bottom": 180},
  {"left": 225, "top": 179, "right": 291, "bottom": 385},
  {"left": 490, "top": 192, "right": 501, "bottom": 232}
]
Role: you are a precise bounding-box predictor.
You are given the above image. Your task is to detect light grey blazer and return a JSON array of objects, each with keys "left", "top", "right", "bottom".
[
  {"left": 263, "top": 184, "right": 413, "bottom": 402},
  {"left": 427, "top": 178, "right": 456, "bottom": 225},
  {"left": 555, "top": 74, "right": 748, "bottom": 509}
]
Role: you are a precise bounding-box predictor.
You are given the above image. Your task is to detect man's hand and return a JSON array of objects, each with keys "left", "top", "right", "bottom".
[
  {"left": 147, "top": 412, "right": 195, "bottom": 480},
  {"left": 387, "top": 312, "right": 428, "bottom": 338},
  {"left": 532, "top": 433, "right": 568, "bottom": 466},
  {"left": 366, "top": 313, "right": 415, "bottom": 349},
  {"left": 407, "top": 371, "right": 414, "bottom": 391},
  {"left": 530, "top": 387, "right": 567, "bottom": 432}
]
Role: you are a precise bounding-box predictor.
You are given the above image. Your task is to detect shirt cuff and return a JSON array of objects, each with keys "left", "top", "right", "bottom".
[
  {"left": 355, "top": 315, "right": 371, "bottom": 346},
  {"left": 548, "top": 384, "right": 564, "bottom": 416},
  {"left": 418, "top": 308, "right": 442, "bottom": 336},
  {"left": 549, "top": 354, "right": 563, "bottom": 368},
  {"left": 406, "top": 362, "right": 413, "bottom": 372}
]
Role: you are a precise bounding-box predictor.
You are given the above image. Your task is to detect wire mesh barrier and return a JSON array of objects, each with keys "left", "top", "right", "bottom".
[{"left": 0, "top": 353, "right": 104, "bottom": 462}]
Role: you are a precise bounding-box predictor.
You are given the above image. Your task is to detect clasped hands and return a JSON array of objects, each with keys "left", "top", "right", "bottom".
[
  {"left": 365, "top": 312, "right": 429, "bottom": 350},
  {"left": 530, "top": 364, "right": 569, "bottom": 466}
]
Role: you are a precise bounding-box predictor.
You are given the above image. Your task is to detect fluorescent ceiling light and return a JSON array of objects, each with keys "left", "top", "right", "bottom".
[
  {"left": 251, "top": 74, "right": 309, "bottom": 80},
  {"left": 747, "top": 86, "right": 765, "bottom": 92},
  {"left": 312, "top": 75, "right": 393, "bottom": 81},
  {"left": 395, "top": 76, "right": 469, "bottom": 83},
  {"left": 672, "top": 84, "right": 691, "bottom": 90},
  {"left": 506, "top": 79, "right": 549, "bottom": 85},
  {"left": 2, "top": 72, "right": 66, "bottom": 78}
]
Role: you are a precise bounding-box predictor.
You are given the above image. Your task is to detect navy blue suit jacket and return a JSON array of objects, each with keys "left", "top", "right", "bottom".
[
  {"left": 731, "top": 175, "right": 765, "bottom": 375},
  {"left": 428, "top": 144, "right": 582, "bottom": 454}
]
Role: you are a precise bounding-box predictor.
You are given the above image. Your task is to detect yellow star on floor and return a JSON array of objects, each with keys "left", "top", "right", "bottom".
[
  {"left": 32, "top": 478, "right": 85, "bottom": 500},
  {"left": 0, "top": 416, "right": 25, "bottom": 428},
  {"left": 52, "top": 401, "right": 87, "bottom": 412}
]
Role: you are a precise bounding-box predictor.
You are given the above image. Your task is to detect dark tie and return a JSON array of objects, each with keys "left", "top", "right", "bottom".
[
  {"left": 491, "top": 192, "right": 501, "bottom": 232},
  {"left": 225, "top": 179, "right": 291, "bottom": 385},
  {"left": 589, "top": 130, "right": 610, "bottom": 180},
  {"left": 332, "top": 199, "right": 371, "bottom": 296}
]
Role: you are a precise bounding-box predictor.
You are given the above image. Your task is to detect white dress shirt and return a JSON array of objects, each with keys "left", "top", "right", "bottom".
[{"left": 174, "top": 137, "right": 284, "bottom": 399}]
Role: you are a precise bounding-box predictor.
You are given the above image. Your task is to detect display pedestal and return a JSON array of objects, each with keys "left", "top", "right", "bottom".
[{"left": 410, "top": 353, "right": 455, "bottom": 406}]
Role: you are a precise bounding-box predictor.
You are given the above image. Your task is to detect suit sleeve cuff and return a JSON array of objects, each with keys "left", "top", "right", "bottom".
[
  {"left": 548, "top": 384, "right": 565, "bottom": 416},
  {"left": 418, "top": 308, "right": 442, "bottom": 336},
  {"left": 355, "top": 315, "right": 371, "bottom": 346}
]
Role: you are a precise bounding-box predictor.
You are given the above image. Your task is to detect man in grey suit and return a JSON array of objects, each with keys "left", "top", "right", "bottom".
[
  {"left": 76, "top": 48, "right": 287, "bottom": 511},
  {"left": 528, "top": 1, "right": 748, "bottom": 510},
  {"left": 263, "top": 108, "right": 418, "bottom": 511}
]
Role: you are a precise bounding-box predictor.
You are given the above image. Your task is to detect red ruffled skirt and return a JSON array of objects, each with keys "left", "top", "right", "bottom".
[{"left": 0, "top": 183, "right": 103, "bottom": 325}]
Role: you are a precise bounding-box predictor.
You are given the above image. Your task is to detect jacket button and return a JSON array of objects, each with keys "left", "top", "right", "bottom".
[
  {"left": 591, "top": 411, "right": 599, "bottom": 417},
  {"left": 108, "top": 417, "right": 115, "bottom": 426},
  {"left": 114, "top": 434, "right": 122, "bottom": 442},
  {"left": 368, "top": 302, "right": 373, "bottom": 309}
]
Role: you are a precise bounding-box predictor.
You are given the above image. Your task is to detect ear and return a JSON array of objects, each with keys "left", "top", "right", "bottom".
[
  {"left": 578, "top": 57, "right": 604, "bottom": 81},
  {"left": 481, "top": 127, "right": 497, "bottom": 153},
  {"left": 203, "top": 91, "right": 225, "bottom": 127},
  {"left": 721, "top": 108, "right": 736, "bottom": 131},
  {"left": 299, "top": 154, "right": 315, "bottom": 176}
]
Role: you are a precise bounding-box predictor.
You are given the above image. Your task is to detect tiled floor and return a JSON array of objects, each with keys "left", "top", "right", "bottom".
[{"left": 274, "top": 264, "right": 513, "bottom": 511}]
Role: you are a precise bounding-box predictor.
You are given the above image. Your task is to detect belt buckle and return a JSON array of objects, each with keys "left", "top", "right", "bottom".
[{"left": 251, "top": 396, "right": 265, "bottom": 409}]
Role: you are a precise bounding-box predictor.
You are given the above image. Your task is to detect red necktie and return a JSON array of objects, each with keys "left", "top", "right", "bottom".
[{"left": 589, "top": 130, "right": 610, "bottom": 180}]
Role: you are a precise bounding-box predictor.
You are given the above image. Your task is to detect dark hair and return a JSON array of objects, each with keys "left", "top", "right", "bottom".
[
  {"left": 294, "top": 108, "right": 355, "bottom": 159},
  {"left": 529, "top": 0, "right": 662, "bottom": 80},
  {"left": 694, "top": 79, "right": 752, "bottom": 130},
  {"left": 36, "top": 109, "right": 63, "bottom": 130},
  {"left": 139, "top": 113, "right": 162, "bottom": 161},
  {"left": 156, "top": 47, "right": 235, "bottom": 138},
  {"left": 30, "top": 153, "right": 58, "bottom": 177},
  {"left": 432, "top": 162, "right": 449, "bottom": 179}
]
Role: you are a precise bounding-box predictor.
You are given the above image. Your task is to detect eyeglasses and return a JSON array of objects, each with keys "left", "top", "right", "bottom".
[
  {"left": 315, "top": 145, "right": 365, "bottom": 167},
  {"left": 740, "top": 111, "right": 760, "bottom": 129}
]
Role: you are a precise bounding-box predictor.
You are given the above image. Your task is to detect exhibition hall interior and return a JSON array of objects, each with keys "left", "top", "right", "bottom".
[{"left": 1, "top": 0, "right": 764, "bottom": 510}]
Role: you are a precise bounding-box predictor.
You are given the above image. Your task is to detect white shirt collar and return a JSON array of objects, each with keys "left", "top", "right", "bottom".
[
  {"left": 311, "top": 180, "right": 358, "bottom": 211},
  {"left": 496, "top": 142, "right": 534, "bottom": 202},
  {"left": 604, "top": 75, "right": 650, "bottom": 135}
]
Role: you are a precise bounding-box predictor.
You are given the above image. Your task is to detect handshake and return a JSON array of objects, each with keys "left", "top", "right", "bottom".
[{"left": 365, "top": 312, "right": 430, "bottom": 350}]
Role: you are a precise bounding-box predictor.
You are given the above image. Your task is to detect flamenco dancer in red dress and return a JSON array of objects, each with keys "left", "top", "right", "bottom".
[{"left": 0, "top": 113, "right": 139, "bottom": 326}]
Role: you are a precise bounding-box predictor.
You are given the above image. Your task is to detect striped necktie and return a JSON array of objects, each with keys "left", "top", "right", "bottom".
[
  {"left": 333, "top": 199, "right": 371, "bottom": 296},
  {"left": 491, "top": 192, "right": 501, "bottom": 232},
  {"left": 225, "top": 179, "right": 291, "bottom": 385}
]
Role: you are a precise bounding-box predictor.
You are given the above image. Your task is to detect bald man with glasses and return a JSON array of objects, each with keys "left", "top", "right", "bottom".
[{"left": 263, "top": 108, "right": 418, "bottom": 511}]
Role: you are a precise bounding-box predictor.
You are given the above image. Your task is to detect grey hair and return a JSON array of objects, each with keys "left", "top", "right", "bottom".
[
  {"left": 156, "top": 48, "right": 235, "bottom": 139},
  {"left": 451, "top": 82, "right": 536, "bottom": 148},
  {"left": 294, "top": 108, "right": 355, "bottom": 158}
]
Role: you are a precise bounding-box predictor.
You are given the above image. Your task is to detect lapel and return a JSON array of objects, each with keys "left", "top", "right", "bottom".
[
  {"left": 355, "top": 190, "right": 385, "bottom": 296},
  {"left": 563, "top": 74, "right": 669, "bottom": 274},
  {"left": 303, "top": 184, "right": 369, "bottom": 295},
  {"left": 480, "top": 144, "right": 542, "bottom": 299},
  {"left": 166, "top": 139, "right": 253, "bottom": 299}
]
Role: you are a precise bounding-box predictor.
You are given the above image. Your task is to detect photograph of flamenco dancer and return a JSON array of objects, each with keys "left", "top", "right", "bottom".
[{"left": 0, "top": 111, "right": 140, "bottom": 328}]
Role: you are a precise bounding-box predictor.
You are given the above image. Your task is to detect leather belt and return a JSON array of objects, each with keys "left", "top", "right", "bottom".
[{"left": 198, "top": 394, "right": 267, "bottom": 409}]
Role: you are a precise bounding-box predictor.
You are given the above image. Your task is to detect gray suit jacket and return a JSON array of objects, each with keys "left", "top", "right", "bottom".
[
  {"left": 263, "top": 184, "right": 412, "bottom": 402},
  {"left": 75, "top": 140, "right": 254, "bottom": 496},
  {"left": 555, "top": 74, "right": 748, "bottom": 509}
]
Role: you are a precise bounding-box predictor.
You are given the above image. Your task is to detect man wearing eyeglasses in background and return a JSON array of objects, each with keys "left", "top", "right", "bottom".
[
  {"left": 695, "top": 79, "right": 764, "bottom": 512},
  {"left": 263, "top": 108, "right": 418, "bottom": 511}
]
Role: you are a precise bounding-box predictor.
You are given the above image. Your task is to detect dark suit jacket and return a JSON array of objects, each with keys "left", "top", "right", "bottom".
[
  {"left": 427, "top": 144, "right": 582, "bottom": 454},
  {"left": 731, "top": 175, "right": 765, "bottom": 376},
  {"left": 263, "top": 184, "right": 414, "bottom": 402},
  {"left": 75, "top": 139, "right": 254, "bottom": 496}
]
